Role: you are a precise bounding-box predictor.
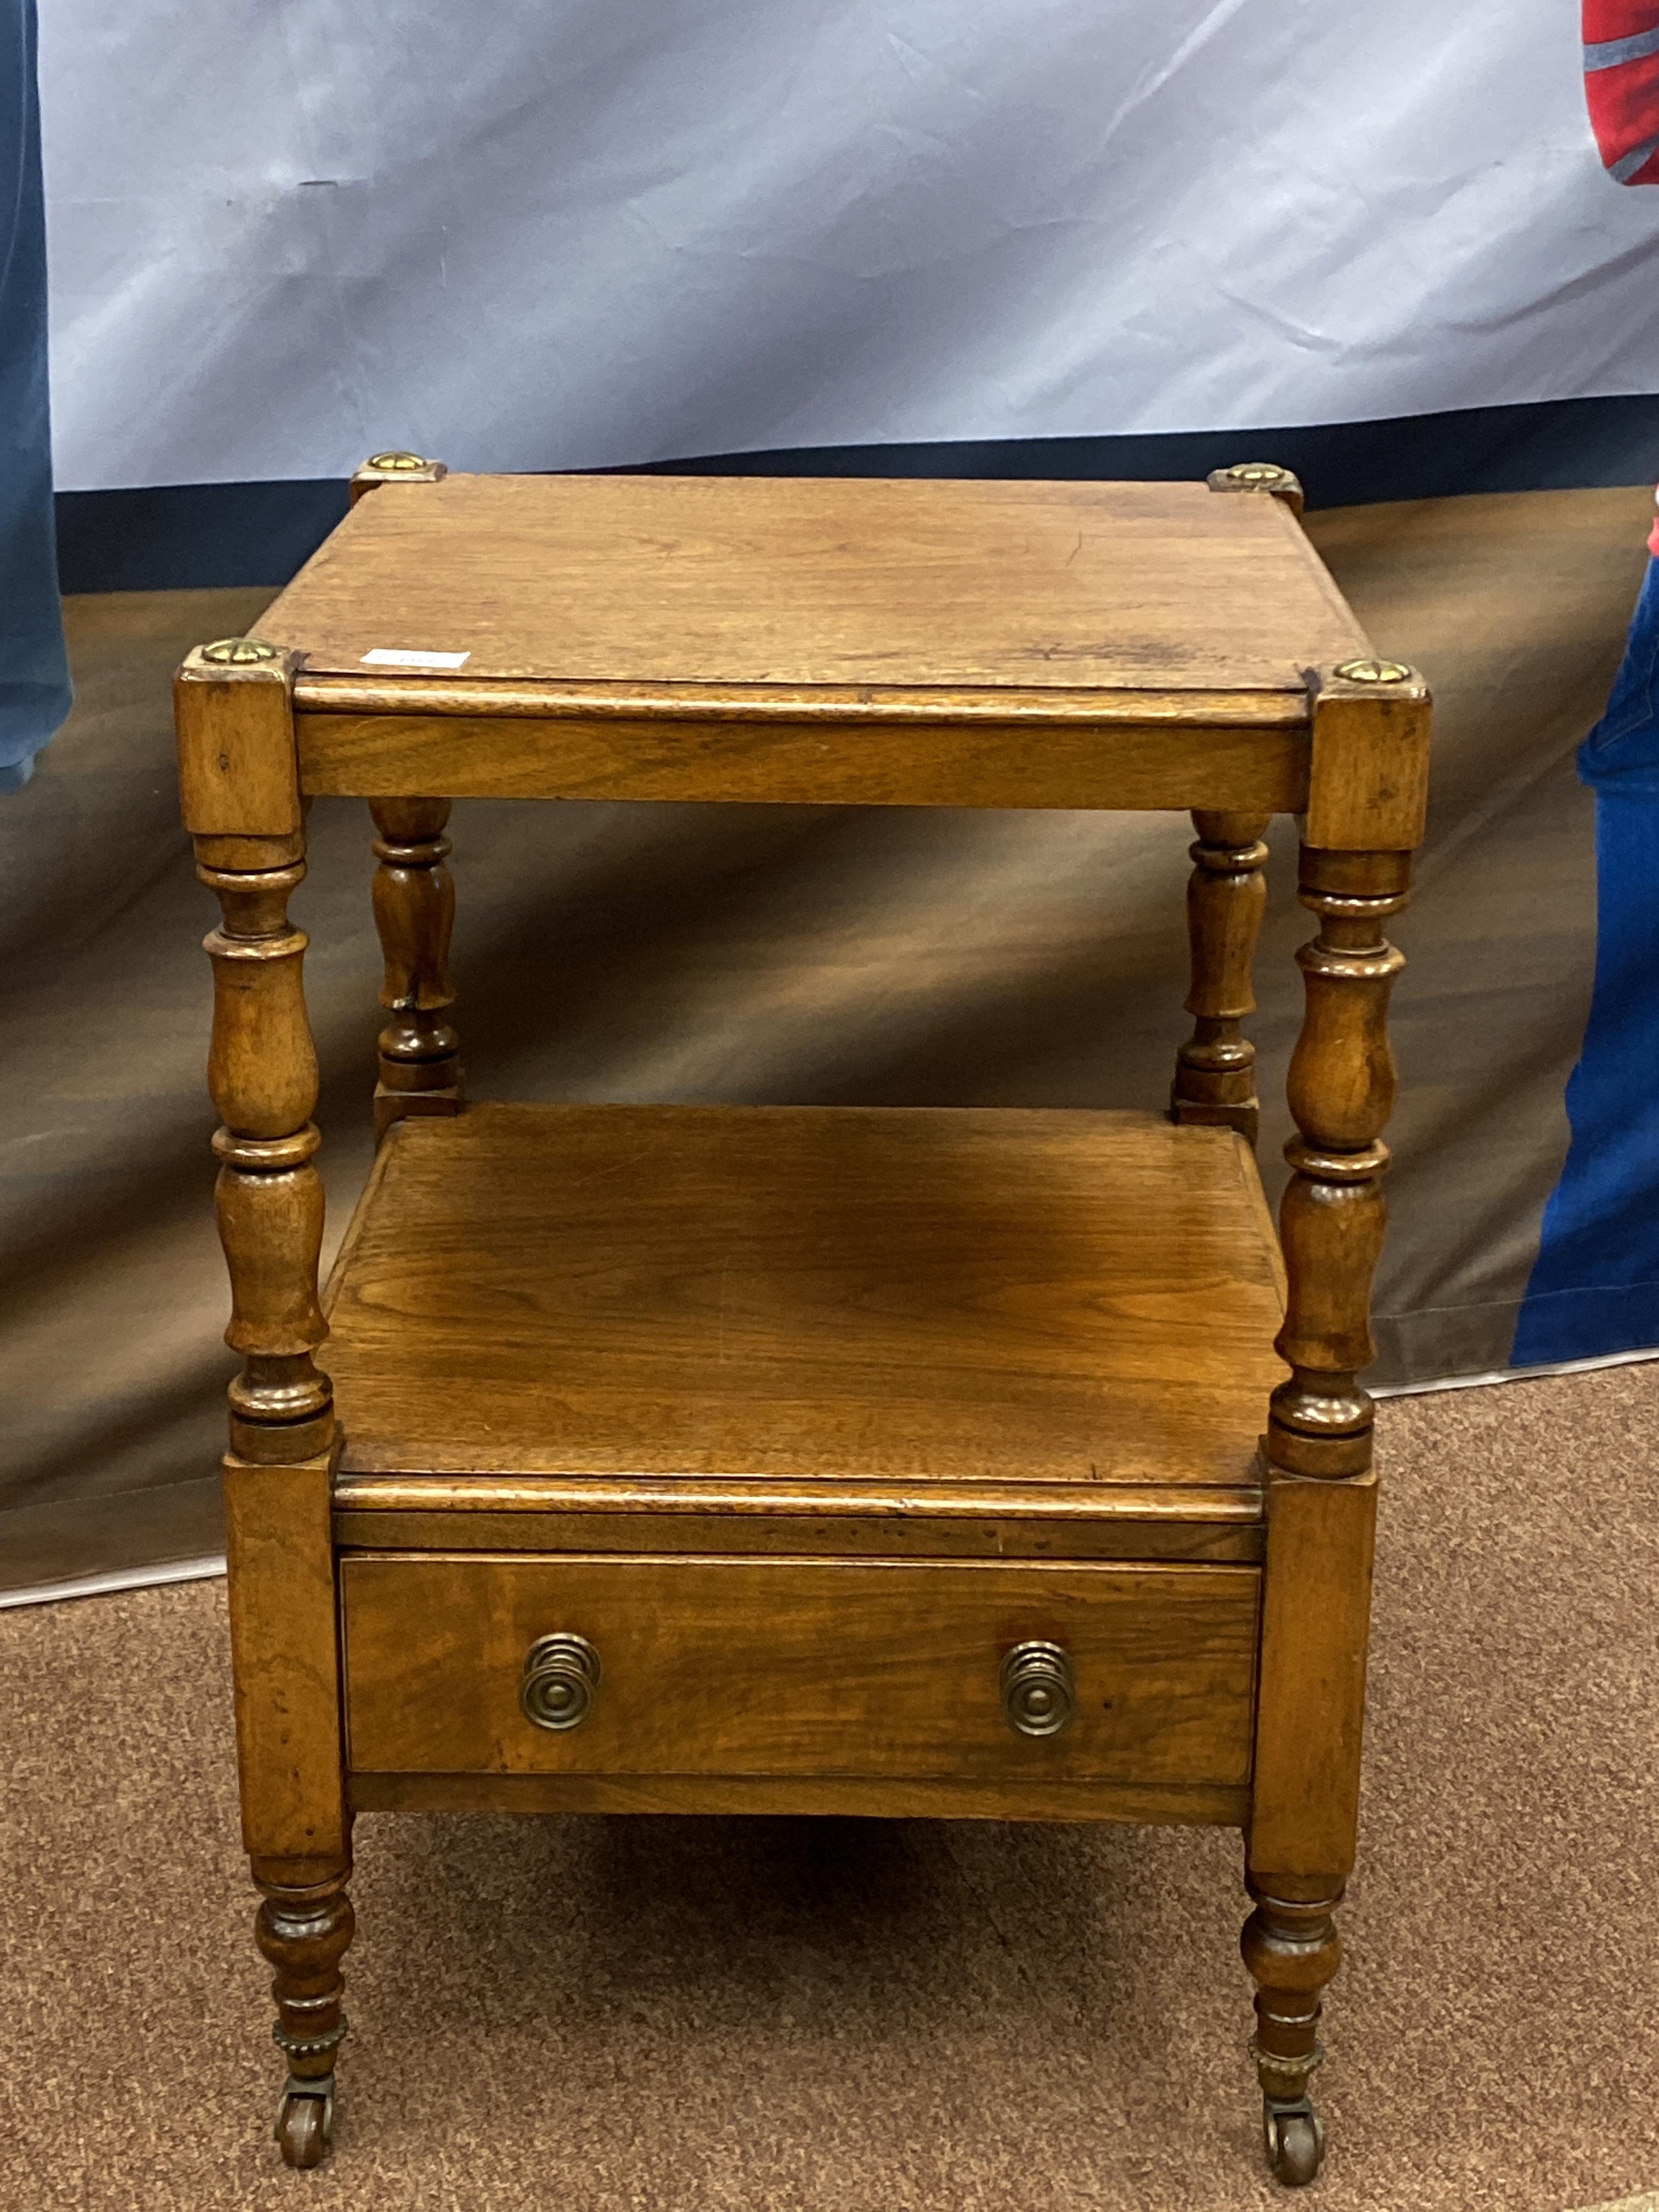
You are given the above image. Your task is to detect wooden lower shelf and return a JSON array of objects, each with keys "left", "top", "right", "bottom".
[{"left": 323, "top": 1103, "right": 1285, "bottom": 1533}]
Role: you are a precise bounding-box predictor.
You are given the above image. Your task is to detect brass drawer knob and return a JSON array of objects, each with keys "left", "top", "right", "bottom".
[
  {"left": 1000, "top": 1640, "right": 1076, "bottom": 1737},
  {"left": 520, "top": 1633, "right": 601, "bottom": 1731}
]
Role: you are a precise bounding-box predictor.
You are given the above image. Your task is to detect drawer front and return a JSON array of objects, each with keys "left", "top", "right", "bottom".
[
  {"left": 341, "top": 1554, "right": 1259, "bottom": 1787},
  {"left": 347, "top": 1557, "right": 1256, "bottom": 1796}
]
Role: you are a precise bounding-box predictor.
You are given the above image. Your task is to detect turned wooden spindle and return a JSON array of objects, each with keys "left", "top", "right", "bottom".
[
  {"left": 1268, "top": 847, "right": 1409, "bottom": 1479},
  {"left": 369, "top": 797, "right": 462, "bottom": 1139},
  {"left": 200, "top": 855, "right": 332, "bottom": 1463},
  {"left": 1172, "top": 810, "right": 1271, "bottom": 1145},
  {"left": 254, "top": 1859, "right": 356, "bottom": 2169}
]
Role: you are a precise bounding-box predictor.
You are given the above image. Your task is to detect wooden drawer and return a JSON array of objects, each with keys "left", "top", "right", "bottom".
[{"left": 341, "top": 1554, "right": 1259, "bottom": 1791}]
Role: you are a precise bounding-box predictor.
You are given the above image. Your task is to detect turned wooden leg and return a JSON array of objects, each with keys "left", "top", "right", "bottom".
[
  {"left": 1242, "top": 1881, "right": 1341, "bottom": 2184},
  {"left": 199, "top": 833, "right": 353, "bottom": 2163},
  {"left": 1172, "top": 810, "right": 1270, "bottom": 1144},
  {"left": 255, "top": 1859, "right": 355, "bottom": 2169},
  {"left": 369, "top": 797, "right": 462, "bottom": 1139},
  {"left": 1245, "top": 840, "right": 1410, "bottom": 2185}
]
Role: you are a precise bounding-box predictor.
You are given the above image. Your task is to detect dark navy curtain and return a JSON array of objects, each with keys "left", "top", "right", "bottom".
[
  {"left": 1, "top": 0, "right": 71, "bottom": 792},
  {"left": 1514, "top": 555, "right": 1659, "bottom": 1364}
]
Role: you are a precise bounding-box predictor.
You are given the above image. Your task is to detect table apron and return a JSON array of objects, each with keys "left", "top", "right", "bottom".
[{"left": 294, "top": 710, "right": 1311, "bottom": 811}]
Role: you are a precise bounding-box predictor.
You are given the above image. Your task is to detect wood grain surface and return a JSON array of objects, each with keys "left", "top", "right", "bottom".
[
  {"left": 223, "top": 1451, "right": 347, "bottom": 1865},
  {"left": 260, "top": 473, "right": 1370, "bottom": 694},
  {"left": 340, "top": 1553, "right": 1260, "bottom": 1788},
  {"left": 1248, "top": 1468, "right": 1379, "bottom": 1880},
  {"left": 320, "top": 1103, "right": 1289, "bottom": 1489},
  {"left": 174, "top": 646, "right": 302, "bottom": 839}
]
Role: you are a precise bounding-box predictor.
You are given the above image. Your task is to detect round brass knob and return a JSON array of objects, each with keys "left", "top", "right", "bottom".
[
  {"left": 200, "top": 636, "right": 279, "bottom": 665},
  {"left": 365, "top": 449, "right": 430, "bottom": 472},
  {"left": 1000, "top": 1640, "right": 1076, "bottom": 1737},
  {"left": 520, "top": 1633, "right": 601, "bottom": 1731}
]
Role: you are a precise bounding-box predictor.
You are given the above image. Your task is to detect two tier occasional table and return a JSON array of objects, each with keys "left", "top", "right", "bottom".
[{"left": 174, "top": 457, "right": 1429, "bottom": 2182}]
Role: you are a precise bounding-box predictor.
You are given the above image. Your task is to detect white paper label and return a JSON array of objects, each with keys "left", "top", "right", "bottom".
[{"left": 360, "top": 647, "right": 472, "bottom": 669}]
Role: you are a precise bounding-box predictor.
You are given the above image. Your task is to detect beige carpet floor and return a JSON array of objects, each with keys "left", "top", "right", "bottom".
[{"left": 4, "top": 1365, "right": 1657, "bottom": 2211}]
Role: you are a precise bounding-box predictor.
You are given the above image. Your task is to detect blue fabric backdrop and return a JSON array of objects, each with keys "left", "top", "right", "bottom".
[{"left": 1, "top": 0, "right": 70, "bottom": 792}]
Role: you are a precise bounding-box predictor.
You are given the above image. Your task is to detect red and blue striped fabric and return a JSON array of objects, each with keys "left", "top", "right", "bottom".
[
  {"left": 1584, "top": 1, "right": 1659, "bottom": 184},
  {"left": 1587, "top": 5, "right": 1659, "bottom": 550}
]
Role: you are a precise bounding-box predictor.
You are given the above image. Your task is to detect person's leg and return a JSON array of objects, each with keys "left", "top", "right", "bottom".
[
  {"left": 1577, "top": 557, "right": 1659, "bottom": 786},
  {"left": 1514, "top": 557, "right": 1659, "bottom": 1362}
]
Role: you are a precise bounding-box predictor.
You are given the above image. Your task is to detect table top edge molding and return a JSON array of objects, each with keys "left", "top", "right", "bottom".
[
  {"left": 329, "top": 1473, "right": 1268, "bottom": 1522},
  {"left": 290, "top": 672, "right": 1314, "bottom": 726}
]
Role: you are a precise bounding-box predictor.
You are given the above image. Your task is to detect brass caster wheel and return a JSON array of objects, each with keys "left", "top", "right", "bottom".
[
  {"left": 1263, "top": 2096, "right": 1325, "bottom": 2187},
  {"left": 275, "top": 2076, "right": 335, "bottom": 2169}
]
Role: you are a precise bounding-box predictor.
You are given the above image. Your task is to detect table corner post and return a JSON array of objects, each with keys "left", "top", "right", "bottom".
[
  {"left": 178, "top": 636, "right": 354, "bottom": 2167},
  {"left": 1240, "top": 656, "right": 1428, "bottom": 2185}
]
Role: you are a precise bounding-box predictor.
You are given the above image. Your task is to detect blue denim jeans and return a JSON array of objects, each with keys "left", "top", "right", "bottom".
[
  {"left": 1515, "top": 555, "right": 1659, "bottom": 1363},
  {"left": 1578, "top": 554, "right": 1659, "bottom": 795}
]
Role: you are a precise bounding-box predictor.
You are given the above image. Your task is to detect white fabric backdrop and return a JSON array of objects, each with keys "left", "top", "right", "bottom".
[{"left": 40, "top": 1, "right": 1659, "bottom": 491}]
